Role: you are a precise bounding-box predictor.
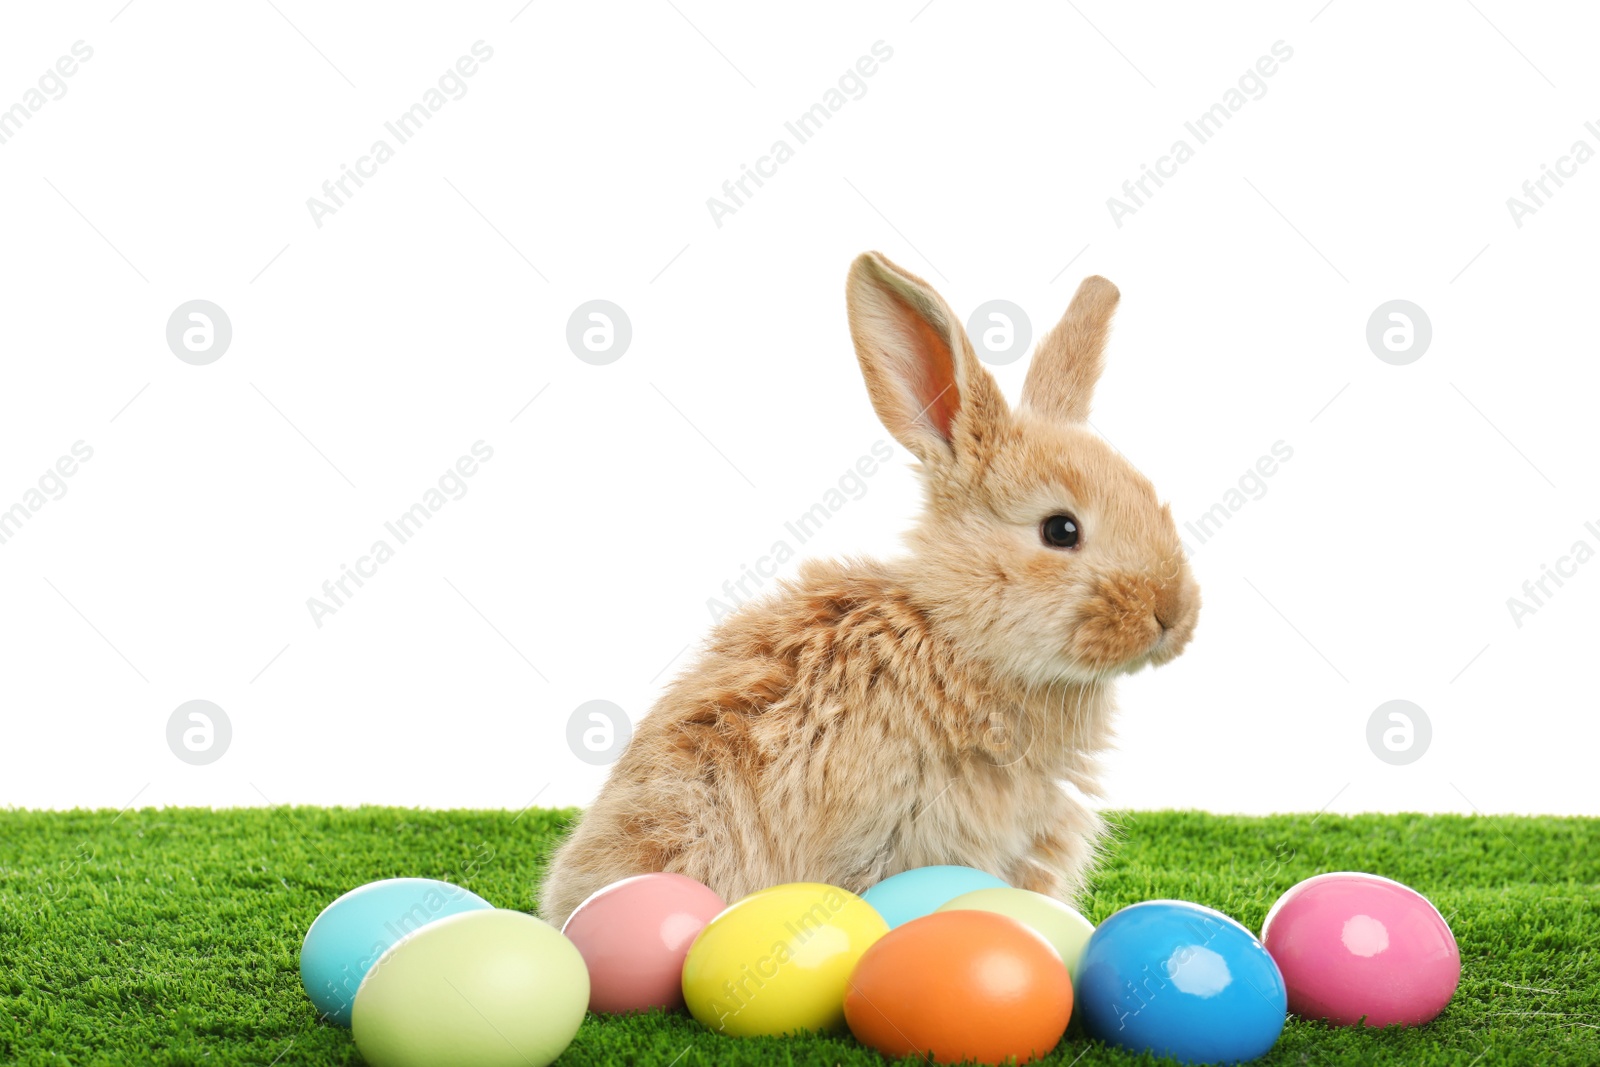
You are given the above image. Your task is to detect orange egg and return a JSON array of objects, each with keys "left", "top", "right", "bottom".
[{"left": 844, "top": 909, "right": 1073, "bottom": 1065}]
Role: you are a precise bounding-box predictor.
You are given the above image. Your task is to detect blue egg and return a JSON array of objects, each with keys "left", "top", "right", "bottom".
[
  {"left": 300, "top": 877, "right": 493, "bottom": 1026},
  {"left": 1077, "top": 900, "right": 1287, "bottom": 1065},
  {"left": 861, "top": 865, "right": 1009, "bottom": 929}
]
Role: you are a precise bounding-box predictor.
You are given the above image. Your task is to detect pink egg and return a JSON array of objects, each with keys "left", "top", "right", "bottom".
[
  {"left": 560, "top": 872, "right": 726, "bottom": 1014},
  {"left": 1261, "top": 872, "right": 1460, "bottom": 1027}
]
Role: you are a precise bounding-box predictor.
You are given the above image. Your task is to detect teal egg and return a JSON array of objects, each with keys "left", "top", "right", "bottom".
[
  {"left": 300, "top": 877, "right": 493, "bottom": 1025},
  {"left": 861, "top": 865, "right": 1010, "bottom": 928}
]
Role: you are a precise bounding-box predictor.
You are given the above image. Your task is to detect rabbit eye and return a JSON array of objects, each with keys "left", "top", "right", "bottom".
[{"left": 1040, "top": 513, "right": 1080, "bottom": 549}]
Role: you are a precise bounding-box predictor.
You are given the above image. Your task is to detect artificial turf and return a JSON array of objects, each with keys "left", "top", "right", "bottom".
[{"left": 0, "top": 807, "right": 1594, "bottom": 1066}]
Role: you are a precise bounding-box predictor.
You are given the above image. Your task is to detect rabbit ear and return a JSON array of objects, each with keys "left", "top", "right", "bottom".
[
  {"left": 847, "top": 251, "right": 1007, "bottom": 465},
  {"left": 1021, "top": 275, "right": 1120, "bottom": 423}
]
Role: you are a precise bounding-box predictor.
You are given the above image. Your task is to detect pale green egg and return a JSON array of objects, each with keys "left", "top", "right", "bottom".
[{"left": 352, "top": 909, "right": 588, "bottom": 1067}]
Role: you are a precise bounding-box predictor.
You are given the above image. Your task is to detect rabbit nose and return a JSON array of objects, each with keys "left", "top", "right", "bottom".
[{"left": 1151, "top": 580, "right": 1187, "bottom": 632}]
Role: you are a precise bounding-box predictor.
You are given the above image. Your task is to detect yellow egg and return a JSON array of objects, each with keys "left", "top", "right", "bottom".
[
  {"left": 681, "top": 882, "right": 888, "bottom": 1037},
  {"left": 937, "top": 887, "right": 1096, "bottom": 982}
]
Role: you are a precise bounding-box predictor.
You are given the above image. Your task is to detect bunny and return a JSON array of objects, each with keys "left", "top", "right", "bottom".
[{"left": 537, "top": 251, "right": 1199, "bottom": 926}]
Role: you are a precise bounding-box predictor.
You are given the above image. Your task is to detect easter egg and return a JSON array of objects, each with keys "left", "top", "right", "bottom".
[
  {"left": 351, "top": 909, "right": 588, "bottom": 1067},
  {"left": 680, "top": 882, "right": 888, "bottom": 1037},
  {"left": 860, "top": 865, "right": 1009, "bottom": 929},
  {"left": 1077, "top": 900, "right": 1287, "bottom": 1065},
  {"left": 562, "top": 872, "right": 725, "bottom": 1013},
  {"left": 1261, "top": 872, "right": 1460, "bottom": 1027},
  {"left": 844, "top": 909, "right": 1073, "bottom": 1065},
  {"left": 300, "top": 877, "right": 493, "bottom": 1026},
  {"left": 937, "top": 887, "right": 1096, "bottom": 982}
]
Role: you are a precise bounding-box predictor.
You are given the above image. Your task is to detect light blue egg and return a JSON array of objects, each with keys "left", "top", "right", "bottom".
[
  {"left": 861, "top": 865, "right": 1009, "bottom": 929},
  {"left": 1077, "top": 900, "right": 1287, "bottom": 1065},
  {"left": 300, "top": 877, "right": 493, "bottom": 1026}
]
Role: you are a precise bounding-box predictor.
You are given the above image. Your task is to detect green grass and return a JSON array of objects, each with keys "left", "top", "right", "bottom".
[{"left": 0, "top": 807, "right": 1595, "bottom": 1066}]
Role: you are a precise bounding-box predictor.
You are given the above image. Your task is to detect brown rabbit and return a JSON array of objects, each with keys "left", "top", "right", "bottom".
[{"left": 537, "top": 251, "right": 1199, "bottom": 926}]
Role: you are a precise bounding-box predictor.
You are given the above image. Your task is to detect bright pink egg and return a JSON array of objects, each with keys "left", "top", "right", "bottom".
[
  {"left": 560, "top": 872, "right": 726, "bottom": 1014},
  {"left": 1261, "top": 872, "right": 1460, "bottom": 1027}
]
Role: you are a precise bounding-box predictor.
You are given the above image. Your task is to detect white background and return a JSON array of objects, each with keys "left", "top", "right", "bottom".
[{"left": 2, "top": 1, "right": 1595, "bottom": 818}]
